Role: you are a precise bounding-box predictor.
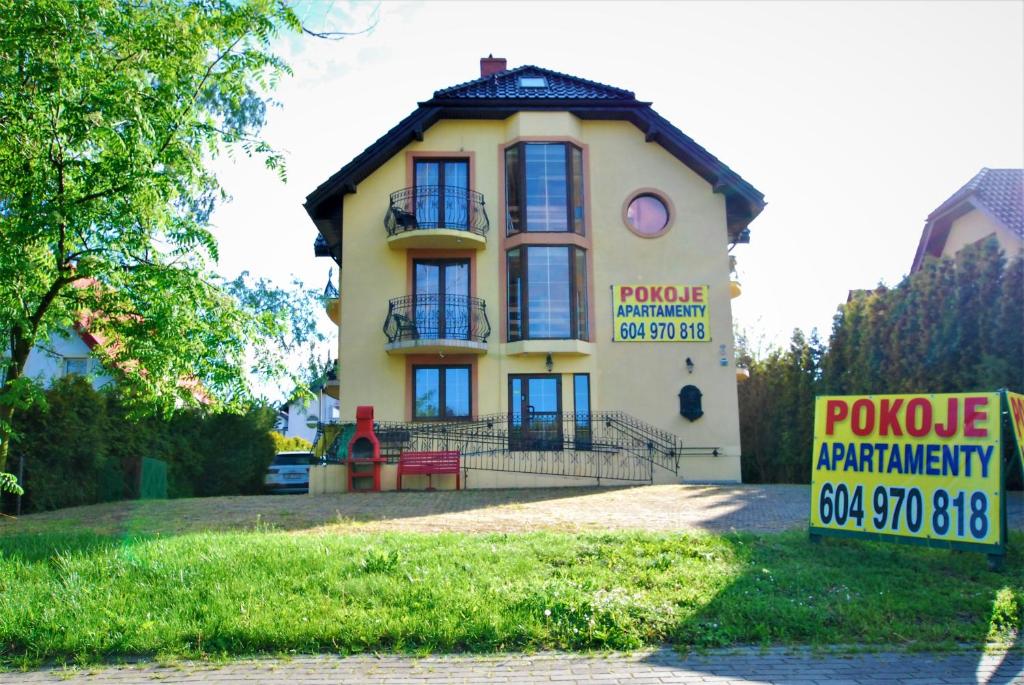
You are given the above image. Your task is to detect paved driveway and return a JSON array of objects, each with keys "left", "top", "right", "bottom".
[
  {"left": 316, "top": 483, "right": 817, "bottom": 534},
  {"left": 5, "top": 485, "right": 1022, "bottom": 537}
]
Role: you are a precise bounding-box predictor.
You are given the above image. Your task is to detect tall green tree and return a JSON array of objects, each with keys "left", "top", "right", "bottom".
[
  {"left": 740, "top": 242, "right": 1021, "bottom": 484},
  {"left": 0, "top": 0, "right": 305, "bottom": 476}
]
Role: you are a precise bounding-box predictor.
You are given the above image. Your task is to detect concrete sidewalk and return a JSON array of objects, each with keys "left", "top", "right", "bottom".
[{"left": 2, "top": 647, "right": 1020, "bottom": 684}]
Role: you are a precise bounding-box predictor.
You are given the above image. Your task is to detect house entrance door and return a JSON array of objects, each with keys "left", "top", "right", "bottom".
[{"left": 509, "top": 375, "right": 562, "bottom": 451}]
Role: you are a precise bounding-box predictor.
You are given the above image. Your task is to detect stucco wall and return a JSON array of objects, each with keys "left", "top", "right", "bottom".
[
  {"left": 309, "top": 462, "right": 649, "bottom": 493},
  {"left": 336, "top": 113, "right": 743, "bottom": 482},
  {"left": 20, "top": 330, "right": 114, "bottom": 391},
  {"left": 941, "top": 207, "right": 1023, "bottom": 261},
  {"left": 283, "top": 394, "right": 340, "bottom": 443}
]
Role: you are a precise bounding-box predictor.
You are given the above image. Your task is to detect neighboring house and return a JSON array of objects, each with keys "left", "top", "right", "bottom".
[
  {"left": 277, "top": 368, "right": 341, "bottom": 444},
  {"left": 303, "top": 57, "right": 765, "bottom": 485},
  {"left": 15, "top": 328, "right": 115, "bottom": 391},
  {"left": 3, "top": 279, "right": 117, "bottom": 390},
  {"left": 276, "top": 275, "right": 342, "bottom": 445},
  {"left": 911, "top": 168, "right": 1023, "bottom": 273}
]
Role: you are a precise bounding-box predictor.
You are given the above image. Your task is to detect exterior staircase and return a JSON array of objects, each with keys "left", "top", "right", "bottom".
[{"left": 368, "top": 412, "right": 719, "bottom": 484}]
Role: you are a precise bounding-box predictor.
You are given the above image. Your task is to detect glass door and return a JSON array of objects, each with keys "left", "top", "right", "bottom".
[
  {"left": 509, "top": 375, "right": 562, "bottom": 451},
  {"left": 414, "top": 160, "right": 469, "bottom": 229},
  {"left": 573, "top": 374, "right": 592, "bottom": 450},
  {"left": 414, "top": 260, "right": 469, "bottom": 339}
]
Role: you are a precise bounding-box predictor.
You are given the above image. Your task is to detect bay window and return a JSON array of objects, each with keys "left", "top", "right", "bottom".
[
  {"left": 507, "top": 245, "right": 589, "bottom": 341},
  {"left": 505, "top": 142, "right": 585, "bottom": 234}
]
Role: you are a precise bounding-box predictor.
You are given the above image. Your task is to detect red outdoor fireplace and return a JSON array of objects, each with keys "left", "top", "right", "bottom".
[{"left": 347, "top": 405, "right": 385, "bottom": 492}]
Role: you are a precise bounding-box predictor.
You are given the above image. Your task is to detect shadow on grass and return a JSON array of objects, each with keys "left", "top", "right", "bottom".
[
  {"left": 0, "top": 530, "right": 136, "bottom": 563},
  {"left": 645, "top": 531, "right": 1022, "bottom": 682}
]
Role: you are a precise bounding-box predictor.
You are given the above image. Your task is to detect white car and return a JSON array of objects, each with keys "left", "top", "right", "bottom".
[{"left": 264, "top": 452, "right": 316, "bottom": 494}]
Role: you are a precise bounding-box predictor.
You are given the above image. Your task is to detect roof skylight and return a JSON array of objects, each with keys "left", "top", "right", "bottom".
[{"left": 518, "top": 76, "right": 547, "bottom": 88}]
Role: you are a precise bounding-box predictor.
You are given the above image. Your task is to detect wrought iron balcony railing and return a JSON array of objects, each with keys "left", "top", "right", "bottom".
[
  {"left": 383, "top": 294, "right": 491, "bottom": 345},
  {"left": 385, "top": 185, "right": 489, "bottom": 237}
]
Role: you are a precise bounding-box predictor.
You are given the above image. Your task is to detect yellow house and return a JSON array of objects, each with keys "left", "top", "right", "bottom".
[
  {"left": 911, "top": 168, "right": 1023, "bottom": 273},
  {"left": 304, "top": 58, "right": 765, "bottom": 489}
]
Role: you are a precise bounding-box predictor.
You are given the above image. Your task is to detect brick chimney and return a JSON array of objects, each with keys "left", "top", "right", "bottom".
[{"left": 480, "top": 55, "right": 507, "bottom": 78}]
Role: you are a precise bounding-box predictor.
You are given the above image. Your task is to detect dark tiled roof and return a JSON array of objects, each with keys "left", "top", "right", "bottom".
[
  {"left": 433, "top": 65, "right": 635, "bottom": 101},
  {"left": 305, "top": 63, "right": 767, "bottom": 261},
  {"left": 929, "top": 167, "right": 1024, "bottom": 238}
]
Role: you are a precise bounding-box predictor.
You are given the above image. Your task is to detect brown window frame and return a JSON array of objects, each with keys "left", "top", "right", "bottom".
[
  {"left": 508, "top": 373, "right": 564, "bottom": 451},
  {"left": 411, "top": 364, "right": 473, "bottom": 421},
  {"left": 412, "top": 258, "right": 471, "bottom": 340},
  {"left": 413, "top": 158, "right": 471, "bottom": 230},
  {"left": 505, "top": 142, "right": 585, "bottom": 235},
  {"left": 506, "top": 245, "right": 589, "bottom": 342}
]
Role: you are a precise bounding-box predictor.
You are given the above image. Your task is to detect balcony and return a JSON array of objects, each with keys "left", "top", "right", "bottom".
[
  {"left": 384, "top": 185, "right": 489, "bottom": 250},
  {"left": 383, "top": 294, "right": 490, "bottom": 354}
]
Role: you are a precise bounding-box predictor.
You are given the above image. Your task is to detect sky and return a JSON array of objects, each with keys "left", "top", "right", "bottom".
[{"left": 207, "top": 0, "right": 1024, "bottom": 358}]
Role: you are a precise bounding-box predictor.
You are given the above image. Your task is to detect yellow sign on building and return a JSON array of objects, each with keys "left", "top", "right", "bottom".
[
  {"left": 612, "top": 284, "right": 711, "bottom": 342},
  {"left": 810, "top": 393, "right": 1003, "bottom": 553}
]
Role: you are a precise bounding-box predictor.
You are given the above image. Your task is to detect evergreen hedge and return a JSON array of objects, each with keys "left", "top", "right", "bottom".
[
  {"left": 739, "top": 240, "right": 1023, "bottom": 486},
  {"left": 2, "top": 377, "right": 277, "bottom": 513}
]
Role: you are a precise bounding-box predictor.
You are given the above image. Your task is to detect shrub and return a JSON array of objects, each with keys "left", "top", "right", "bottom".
[
  {"left": 270, "top": 431, "right": 312, "bottom": 453},
  {"left": 4, "top": 379, "right": 276, "bottom": 513},
  {"left": 739, "top": 245, "right": 1022, "bottom": 486}
]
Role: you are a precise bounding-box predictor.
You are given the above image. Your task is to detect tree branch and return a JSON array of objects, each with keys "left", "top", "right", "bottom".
[
  {"left": 301, "top": 19, "right": 377, "bottom": 40},
  {"left": 29, "top": 275, "right": 78, "bottom": 333},
  {"left": 72, "top": 181, "right": 133, "bottom": 207}
]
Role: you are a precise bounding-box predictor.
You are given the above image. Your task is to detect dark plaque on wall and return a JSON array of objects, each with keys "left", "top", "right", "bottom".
[{"left": 678, "top": 385, "right": 704, "bottom": 422}]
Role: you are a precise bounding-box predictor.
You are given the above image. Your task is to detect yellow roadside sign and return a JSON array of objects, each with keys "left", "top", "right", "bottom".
[{"left": 810, "top": 393, "right": 1003, "bottom": 552}]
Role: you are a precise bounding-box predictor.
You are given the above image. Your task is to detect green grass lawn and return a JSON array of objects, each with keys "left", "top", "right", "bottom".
[{"left": 0, "top": 526, "right": 1021, "bottom": 666}]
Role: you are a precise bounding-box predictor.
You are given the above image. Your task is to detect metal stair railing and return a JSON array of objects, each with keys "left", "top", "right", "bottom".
[
  {"left": 598, "top": 411, "right": 722, "bottom": 470},
  {"left": 370, "top": 411, "right": 718, "bottom": 484}
]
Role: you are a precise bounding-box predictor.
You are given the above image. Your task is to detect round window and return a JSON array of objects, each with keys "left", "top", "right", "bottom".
[{"left": 625, "top": 193, "right": 670, "bottom": 236}]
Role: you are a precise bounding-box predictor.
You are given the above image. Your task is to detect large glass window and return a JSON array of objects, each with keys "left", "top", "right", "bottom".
[
  {"left": 412, "top": 365, "right": 471, "bottom": 420},
  {"left": 506, "top": 246, "right": 588, "bottom": 341},
  {"left": 414, "top": 259, "right": 469, "bottom": 340},
  {"left": 528, "top": 246, "right": 571, "bottom": 338},
  {"left": 505, "top": 142, "right": 584, "bottom": 234},
  {"left": 414, "top": 159, "right": 469, "bottom": 229}
]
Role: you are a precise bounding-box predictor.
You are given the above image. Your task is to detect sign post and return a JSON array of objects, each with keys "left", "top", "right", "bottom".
[{"left": 809, "top": 393, "right": 1006, "bottom": 569}]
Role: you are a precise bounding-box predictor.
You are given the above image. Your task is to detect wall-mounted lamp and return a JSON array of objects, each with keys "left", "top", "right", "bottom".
[
  {"left": 685, "top": 357, "right": 694, "bottom": 374},
  {"left": 545, "top": 353, "right": 554, "bottom": 373}
]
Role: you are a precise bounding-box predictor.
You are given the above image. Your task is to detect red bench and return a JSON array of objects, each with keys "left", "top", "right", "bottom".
[{"left": 396, "top": 450, "right": 461, "bottom": 491}]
